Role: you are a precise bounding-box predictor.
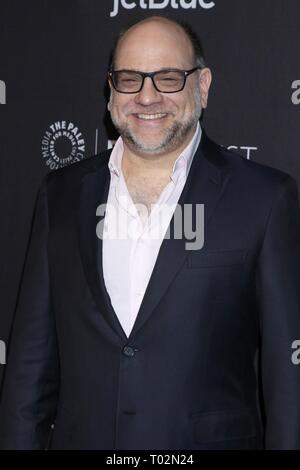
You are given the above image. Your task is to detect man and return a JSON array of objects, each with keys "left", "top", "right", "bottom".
[{"left": 0, "top": 16, "right": 300, "bottom": 450}]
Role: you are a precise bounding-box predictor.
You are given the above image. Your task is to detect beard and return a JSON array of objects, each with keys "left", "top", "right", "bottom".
[{"left": 110, "top": 88, "right": 202, "bottom": 155}]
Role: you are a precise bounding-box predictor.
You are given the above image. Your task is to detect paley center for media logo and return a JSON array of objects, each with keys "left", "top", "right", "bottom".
[
  {"left": 0, "top": 80, "right": 6, "bottom": 104},
  {"left": 110, "top": 0, "right": 216, "bottom": 17},
  {"left": 41, "top": 121, "right": 86, "bottom": 170}
]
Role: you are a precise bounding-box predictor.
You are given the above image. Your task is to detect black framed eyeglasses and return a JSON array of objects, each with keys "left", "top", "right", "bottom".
[{"left": 108, "top": 67, "right": 200, "bottom": 94}]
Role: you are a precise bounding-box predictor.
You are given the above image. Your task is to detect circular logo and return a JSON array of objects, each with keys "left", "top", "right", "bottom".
[{"left": 41, "top": 120, "right": 86, "bottom": 170}]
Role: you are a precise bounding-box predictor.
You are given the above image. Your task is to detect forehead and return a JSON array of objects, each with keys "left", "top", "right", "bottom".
[{"left": 115, "top": 20, "right": 194, "bottom": 71}]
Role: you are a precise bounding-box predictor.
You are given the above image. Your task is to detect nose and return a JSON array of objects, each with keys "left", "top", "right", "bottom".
[{"left": 134, "top": 76, "right": 163, "bottom": 106}]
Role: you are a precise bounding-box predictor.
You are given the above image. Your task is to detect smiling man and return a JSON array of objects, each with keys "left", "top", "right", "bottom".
[{"left": 0, "top": 16, "right": 300, "bottom": 450}]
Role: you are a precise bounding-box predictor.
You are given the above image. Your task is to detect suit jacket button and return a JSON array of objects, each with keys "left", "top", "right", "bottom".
[{"left": 122, "top": 346, "right": 135, "bottom": 357}]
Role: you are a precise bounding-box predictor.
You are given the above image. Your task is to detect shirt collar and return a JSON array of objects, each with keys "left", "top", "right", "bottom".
[
  {"left": 170, "top": 121, "right": 201, "bottom": 182},
  {"left": 108, "top": 122, "right": 202, "bottom": 181},
  {"left": 108, "top": 137, "right": 124, "bottom": 178}
]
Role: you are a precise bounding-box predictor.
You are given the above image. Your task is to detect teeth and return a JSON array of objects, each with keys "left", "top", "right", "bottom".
[{"left": 136, "top": 113, "right": 167, "bottom": 120}]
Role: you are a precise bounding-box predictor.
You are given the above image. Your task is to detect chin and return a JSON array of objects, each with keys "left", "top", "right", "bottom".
[
  {"left": 131, "top": 135, "right": 167, "bottom": 150},
  {"left": 137, "top": 143, "right": 175, "bottom": 156}
]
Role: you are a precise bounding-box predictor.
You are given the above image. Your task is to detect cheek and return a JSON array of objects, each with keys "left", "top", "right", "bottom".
[
  {"left": 111, "top": 98, "right": 134, "bottom": 117},
  {"left": 165, "top": 93, "right": 193, "bottom": 116}
]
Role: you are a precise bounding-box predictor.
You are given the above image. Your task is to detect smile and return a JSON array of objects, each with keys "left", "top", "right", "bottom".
[{"left": 135, "top": 113, "right": 168, "bottom": 120}]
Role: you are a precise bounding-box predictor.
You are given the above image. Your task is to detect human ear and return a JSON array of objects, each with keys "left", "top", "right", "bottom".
[{"left": 199, "top": 68, "right": 212, "bottom": 108}]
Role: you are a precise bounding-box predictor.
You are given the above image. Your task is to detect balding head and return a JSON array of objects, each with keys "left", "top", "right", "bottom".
[{"left": 111, "top": 16, "right": 206, "bottom": 71}]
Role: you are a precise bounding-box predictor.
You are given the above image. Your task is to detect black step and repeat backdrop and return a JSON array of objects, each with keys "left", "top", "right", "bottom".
[{"left": 0, "top": 0, "right": 299, "bottom": 380}]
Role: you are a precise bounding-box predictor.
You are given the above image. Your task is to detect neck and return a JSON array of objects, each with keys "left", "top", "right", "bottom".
[{"left": 121, "top": 125, "right": 197, "bottom": 177}]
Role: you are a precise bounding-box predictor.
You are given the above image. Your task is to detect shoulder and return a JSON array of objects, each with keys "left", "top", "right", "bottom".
[
  {"left": 201, "top": 131, "right": 298, "bottom": 201},
  {"left": 44, "top": 149, "right": 111, "bottom": 189}
]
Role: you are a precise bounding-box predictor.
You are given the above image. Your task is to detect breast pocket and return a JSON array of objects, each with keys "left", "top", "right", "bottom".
[{"left": 187, "top": 249, "right": 246, "bottom": 269}]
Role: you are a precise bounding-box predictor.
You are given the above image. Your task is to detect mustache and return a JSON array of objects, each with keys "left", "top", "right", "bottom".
[{"left": 126, "top": 108, "right": 175, "bottom": 115}]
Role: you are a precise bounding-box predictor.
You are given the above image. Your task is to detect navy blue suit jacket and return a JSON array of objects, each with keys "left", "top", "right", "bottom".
[{"left": 0, "top": 131, "right": 300, "bottom": 449}]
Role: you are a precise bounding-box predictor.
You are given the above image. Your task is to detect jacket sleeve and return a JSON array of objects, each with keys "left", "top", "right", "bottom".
[
  {"left": 0, "top": 177, "right": 59, "bottom": 449},
  {"left": 256, "top": 175, "right": 300, "bottom": 449}
]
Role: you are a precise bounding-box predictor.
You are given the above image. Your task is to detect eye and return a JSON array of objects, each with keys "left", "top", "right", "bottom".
[
  {"left": 156, "top": 72, "right": 182, "bottom": 82},
  {"left": 121, "top": 78, "right": 139, "bottom": 83},
  {"left": 161, "top": 77, "right": 177, "bottom": 82},
  {"left": 119, "top": 73, "right": 140, "bottom": 81}
]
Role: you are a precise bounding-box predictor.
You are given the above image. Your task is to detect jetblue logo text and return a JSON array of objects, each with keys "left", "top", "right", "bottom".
[{"left": 110, "top": 0, "right": 216, "bottom": 17}]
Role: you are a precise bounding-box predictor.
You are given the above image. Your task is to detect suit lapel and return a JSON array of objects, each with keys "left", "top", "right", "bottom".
[{"left": 78, "top": 157, "right": 128, "bottom": 341}]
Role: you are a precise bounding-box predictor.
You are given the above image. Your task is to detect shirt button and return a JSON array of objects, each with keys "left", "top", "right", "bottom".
[{"left": 122, "top": 346, "right": 136, "bottom": 357}]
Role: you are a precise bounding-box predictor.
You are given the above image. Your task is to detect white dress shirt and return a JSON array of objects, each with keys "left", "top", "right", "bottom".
[{"left": 102, "top": 123, "right": 202, "bottom": 337}]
